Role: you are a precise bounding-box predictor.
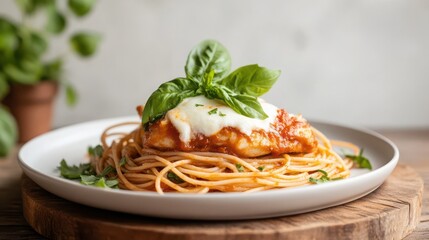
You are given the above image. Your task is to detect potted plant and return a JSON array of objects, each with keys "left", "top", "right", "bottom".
[{"left": 0, "top": 0, "right": 101, "bottom": 157}]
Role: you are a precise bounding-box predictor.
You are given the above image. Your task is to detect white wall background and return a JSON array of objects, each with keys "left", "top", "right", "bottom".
[{"left": 1, "top": 0, "right": 428, "bottom": 128}]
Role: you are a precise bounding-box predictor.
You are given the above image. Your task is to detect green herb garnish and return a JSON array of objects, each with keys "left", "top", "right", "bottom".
[
  {"left": 80, "top": 175, "right": 118, "bottom": 188},
  {"left": 120, "top": 157, "right": 127, "bottom": 166},
  {"left": 208, "top": 108, "right": 218, "bottom": 115},
  {"left": 58, "top": 159, "right": 95, "bottom": 179},
  {"left": 309, "top": 169, "right": 334, "bottom": 184},
  {"left": 80, "top": 164, "right": 119, "bottom": 189},
  {"left": 141, "top": 40, "right": 281, "bottom": 127},
  {"left": 99, "top": 165, "right": 115, "bottom": 177},
  {"left": 235, "top": 163, "right": 244, "bottom": 172},
  {"left": 167, "top": 171, "right": 184, "bottom": 184},
  {"left": 195, "top": 104, "right": 204, "bottom": 107},
  {"left": 59, "top": 159, "right": 118, "bottom": 189},
  {"left": 316, "top": 169, "right": 328, "bottom": 176},
  {"left": 219, "top": 112, "right": 226, "bottom": 117},
  {"left": 345, "top": 149, "right": 372, "bottom": 170},
  {"left": 87, "top": 146, "right": 94, "bottom": 156},
  {"left": 88, "top": 144, "right": 103, "bottom": 158},
  {"left": 257, "top": 166, "right": 265, "bottom": 172}
]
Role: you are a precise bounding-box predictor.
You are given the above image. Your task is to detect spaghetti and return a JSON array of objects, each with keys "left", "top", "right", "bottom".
[{"left": 90, "top": 122, "right": 355, "bottom": 194}]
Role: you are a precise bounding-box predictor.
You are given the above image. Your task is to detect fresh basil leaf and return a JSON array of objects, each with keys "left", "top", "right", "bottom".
[
  {"left": 185, "top": 39, "right": 231, "bottom": 81},
  {"left": 4, "top": 64, "right": 39, "bottom": 84},
  {"left": 0, "top": 29, "right": 17, "bottom": 56},
  {"left": 99, "top": 165, "right": 115, "bottom": 177},
  {"left": 66, "top": 84, "right": 78, "bottom": 106},
  {"left": 80, "top": 175, "right": 118, "bottom": 188},
  {"left": 0, "top": 17, "right": 15, "bottom": 31},
  {"left": 201, "top": 70, "right": 219, "bottom": 99},
  {"left": 15, "top": 0, "right": 39, "bottom": 14},
  {"left": 59, "top": 159, "right": 95, "bottom": 179},
  {"left": 0, "top": 106, "right": 18, "bottom": 157},
  {"left": 68, "top": 0, "right": 96, "bottom": 17},
  {"left": 45, "top": 7, "right": 67, "bottom": 34},
  {"left": 87, "top": 145, "right": 102, "bottom": 157},
  {"left": 20, "top": 58, "right": 43, "bottom": 77},
  {"left": 16, "top": 0, "right": 52, "bottom": 14},
  {"left": 221, "top": 64, "right": 280, "bottom": 97},
  {"left": 215, "top": 86, "right": 268, "bottom": 119},
  {"left": 28, "top": 31, "right": 47, "bottom": 56},
  {"left": 87, "top": 146, "right": 94, "bottom": 156},
  {"left": 42, "top": 58, "right": 63, "bottom": 80},
  {"left": 142, "top": 40, "right": 282, "bottom": 125},
  {"left": 104, "top": 178, "right": 119, "bottom": 188},
  {"left": 93, "top": 144, "right": 103, "bottom": 157},
  {"left": 167, "top": 171, "right": 184, "bottom": 184},
  {"left": 70, "top": 32, "right": 101, "bottom": 57},
  {"left": 0, "top": 74, "right": 9, "bottom": 100},
  {"left": 19, "top": 30, "right": 48, "bottom": 58},
  {"left": 345, "top": 149, "right": 372, "bottom": 170},
  {"left": 80, "top": 174, "right": 98, "bottom": 184},
  {"left": 142, "top": 78, "right": 200, "bottom": 126}
]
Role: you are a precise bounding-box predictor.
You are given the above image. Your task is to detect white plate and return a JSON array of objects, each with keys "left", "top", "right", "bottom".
[{"left": 18, "top": 116, "right": 399, "bottom": 220}]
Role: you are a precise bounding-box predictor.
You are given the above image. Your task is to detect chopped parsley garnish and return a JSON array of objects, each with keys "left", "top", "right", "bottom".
[
  {"left": 219, "top": 111, "right": 226, "bottom": 117},
  {"left": 80, "top": 175, "right": 118, "bottom": 188},
  {"left": 59, "top": 159, "right": 118, "bottom": 189},
  {"left": 309, "top": 169, "right": 339, "bottom": 184},
  {"left": 120, "top": 157, "right": 127, "bottom": 166},
  {"left": 235, "top": 163, "right": 244, "bottom": 172},
  {"left": 345, "top": 149, "right": 372, "bottom": 170},
  {"left": 58, "top": 159, "right": 95, "bottom": 179},
  {"left": 167, "top": 171, "right": 184, "bottom": 184},
  {"left": 80, "top": 165, "right": 119, "bottom": 188},
  {"left": 99, "top": 165, "right": 115, "bottom": 177},
  {"left": 316, "top": 169, "right": 328, "bottom": 176},
  {"left": 257, "top": 166, "right": 265, "bottom": 172},
  {"left": 88, "top": 145, "right": 103, "bottom": 158},
  {"left": 87, "top": 146, "right": 94, "bottom": 156},
  {"left": 195, "top": 103, "right": 204, "bottom": 107},
  {"left": 208, "top": 108, "right": 218, "bottom": 115}
]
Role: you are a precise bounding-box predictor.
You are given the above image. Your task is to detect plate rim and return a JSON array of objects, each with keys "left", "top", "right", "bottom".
[
  {"left": 18, "top": 116, "right": 399, "bottom": 199},
  {"left": 17, "top": 116, "right": 399, "bottom": 219}
]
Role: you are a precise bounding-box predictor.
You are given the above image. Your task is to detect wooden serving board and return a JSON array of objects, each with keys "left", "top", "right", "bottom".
[{"left": 21, "top": 164, "right": 423, "bottom": 240}]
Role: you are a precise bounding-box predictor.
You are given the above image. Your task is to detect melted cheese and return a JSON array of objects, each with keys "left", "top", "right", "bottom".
[{"left": 166, "top": 95, "right": 278, "bottom": 142}]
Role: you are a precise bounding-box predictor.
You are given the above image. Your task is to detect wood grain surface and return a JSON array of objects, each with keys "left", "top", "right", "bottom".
[
  {"left": 21, "top": 164, "right": 422, "bottom": 240},
  {"left": 2, "top": 129, "right": 429, "bottom": 239}
]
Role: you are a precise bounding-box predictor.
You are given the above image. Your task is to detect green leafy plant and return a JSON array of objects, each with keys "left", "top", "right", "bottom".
[
  {"left": 0, "top": 0, "right": 101, "bottom": 157},
  {"left": 142, "top": 40, "right": 281, "bottom": 128},
  {"left": 0, "top": 106, "right": 17, "bottom": 156}
]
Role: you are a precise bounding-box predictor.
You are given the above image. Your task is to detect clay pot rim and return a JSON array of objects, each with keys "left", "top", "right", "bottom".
[{"left": 4, "top": 81, "right": 59, "bottom": 103}]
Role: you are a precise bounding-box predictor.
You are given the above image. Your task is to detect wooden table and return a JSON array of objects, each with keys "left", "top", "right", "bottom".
[{"left": 1, "top": 129, "right": 429, "bottom": 239}]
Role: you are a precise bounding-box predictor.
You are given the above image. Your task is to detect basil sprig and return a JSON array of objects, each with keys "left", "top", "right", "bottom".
[
  {"left": 345, "top": 149, "right": 372, "bottom": 170},
  {"left": 142, "top": 40, "right": 281, "bottom": 127}
]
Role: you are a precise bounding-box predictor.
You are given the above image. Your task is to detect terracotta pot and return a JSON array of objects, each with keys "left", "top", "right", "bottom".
[{"left": 3, "top": 81, "right": 58, "bottom": 143}]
